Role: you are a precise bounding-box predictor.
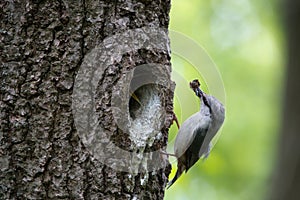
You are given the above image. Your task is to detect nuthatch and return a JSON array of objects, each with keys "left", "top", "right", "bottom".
[{"left": 167, "top": 79, "right": 225, "bottom": 188}]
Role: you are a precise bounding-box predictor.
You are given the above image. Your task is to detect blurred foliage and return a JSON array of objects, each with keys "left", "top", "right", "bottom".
[{"left": 165, "top": 0, "right": 284, "bottom": 199}]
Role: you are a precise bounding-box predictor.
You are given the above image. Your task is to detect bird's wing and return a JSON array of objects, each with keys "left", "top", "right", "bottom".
[
  {"left": 174, "top": 112, "right": 211, "bottom": 158},
  {"left": 198, "top": 95, "right": 225, "bottom": 157},
  {"left": 184, "top": 125, "right": 209, "bottom": 172}
]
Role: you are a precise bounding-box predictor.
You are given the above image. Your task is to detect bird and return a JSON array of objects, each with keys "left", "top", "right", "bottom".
[{"left": 167, "top": 79, "right": 225, "bottom": 188}]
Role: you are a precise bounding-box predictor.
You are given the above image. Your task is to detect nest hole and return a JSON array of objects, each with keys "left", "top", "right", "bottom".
[{"left": 129, "top": 84, "right": 163, "bottom": 130}]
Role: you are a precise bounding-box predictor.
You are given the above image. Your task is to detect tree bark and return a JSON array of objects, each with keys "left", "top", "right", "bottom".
[
  {"left": 269, "top": 1, "right": 300, "bottom": 199},
  {"left": 0, "top": 0, "right": 173, "bottom": 199}
]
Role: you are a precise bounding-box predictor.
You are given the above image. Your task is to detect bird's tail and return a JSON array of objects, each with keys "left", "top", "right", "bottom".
[{"left": 167, "top": 163, "right": 185, "bottom": 189}]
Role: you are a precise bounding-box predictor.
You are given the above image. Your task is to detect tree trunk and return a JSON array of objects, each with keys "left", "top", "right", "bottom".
[
  {"left": 0, "top": 0, "right": 173, "bottom": 199},
  {"left": 269, "top": 1, "right": 300, "bottom": 199}
]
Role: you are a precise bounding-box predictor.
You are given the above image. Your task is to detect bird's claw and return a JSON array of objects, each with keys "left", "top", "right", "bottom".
[
  {"left": 159, "top": 150, "right": 177, "bottom": 157},
  {"left": 172, "top": 112, "right": 180, "bottom": 129}
]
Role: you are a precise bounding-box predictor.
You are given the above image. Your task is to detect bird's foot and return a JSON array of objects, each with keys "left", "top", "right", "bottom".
[
  {"left": 159, "top": 150, "right": 177, "bottom": 157},
  {"left": 172, "top": 112, "right": 180, "bottom": 129}
]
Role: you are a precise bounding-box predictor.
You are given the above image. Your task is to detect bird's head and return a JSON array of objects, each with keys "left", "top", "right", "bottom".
[
  {"left": 189, "top": 79, "right": 203, "bottom": 98},
  {"left": 190, "top": 79, "right": 212, "bottom": 110}
]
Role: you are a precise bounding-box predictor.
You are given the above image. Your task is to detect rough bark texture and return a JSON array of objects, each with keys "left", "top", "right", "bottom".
[
  {"left": 0, "top": 0, "right": 173, "bottom": 199},
  {"left": 269, "top": 1, "right": 300, "bottom": 199}
]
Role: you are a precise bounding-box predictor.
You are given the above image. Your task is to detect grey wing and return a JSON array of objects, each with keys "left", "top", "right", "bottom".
[
  {"left": 184, "top": 125, "right": 209, "bottom": 172},
  {"left": 174, "top": 112, "right": 211, "bottom": 158},
  {"left": 198, "top": 95, "right": 225, "bottom": 157}
]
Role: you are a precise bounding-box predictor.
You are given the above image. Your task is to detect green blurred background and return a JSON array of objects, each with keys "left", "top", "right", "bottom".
[{"left": 165, "top": 0, "right": 284, "bottom": 199}]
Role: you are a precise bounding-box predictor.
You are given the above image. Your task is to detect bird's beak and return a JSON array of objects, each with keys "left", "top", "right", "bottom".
[
  {"left": 195, "top": 87, "right": 203, "bottom": 98},
  {"left": 195, "top": 88, "right": 200, "bottom": 96},
  {"left": 189, "top": 79, "right": 203, "bottom": 98},
  {"left": 131, "top": 92, "right": 142, "bottom": 105}
]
